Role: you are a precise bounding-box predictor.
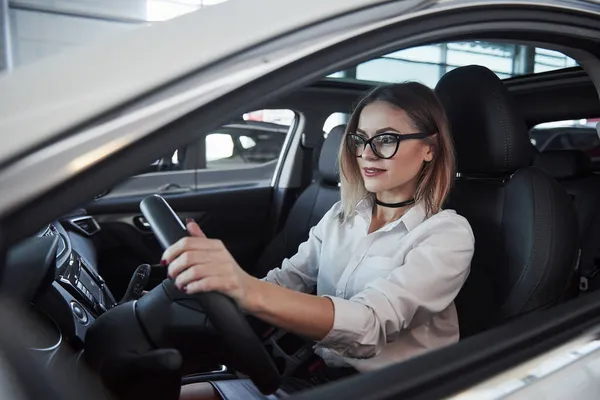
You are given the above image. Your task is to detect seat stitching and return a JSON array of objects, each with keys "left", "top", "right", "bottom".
[
  {"left": 498, "top": 172, "right": 537, "bottom": 314},
  {"left": 523, "top": 172, "right": 553, "bottom": 310},
  {"left": 489, "top": 87, "right": 509, "bottom": 170}
]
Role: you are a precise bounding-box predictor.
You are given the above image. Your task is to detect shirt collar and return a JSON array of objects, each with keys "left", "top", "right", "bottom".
[
  {"left": 400, "top": 202, "right": 427, "bottom": 232},
  {"left": 355, "top": 196, "right": 427, "bottom": 233}
]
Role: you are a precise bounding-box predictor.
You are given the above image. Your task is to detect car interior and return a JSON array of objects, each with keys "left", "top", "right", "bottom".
[{"left": 3, "top": 31, "right": 600, "bottom": 400}]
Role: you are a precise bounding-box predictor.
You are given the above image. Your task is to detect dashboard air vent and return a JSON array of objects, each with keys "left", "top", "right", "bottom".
[{"left": 69, "top": 216, "right": 101, "bottom": 236}]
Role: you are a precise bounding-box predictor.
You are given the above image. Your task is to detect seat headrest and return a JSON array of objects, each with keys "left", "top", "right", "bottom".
[
  {"left": 319, "top": 124, "right": 345, "bottom": 185},
  {"left": 435, "top": 65, "right": 532, "bottom": 174},
  {"left": 534, "top": 150, "right": 592, "bottom": 180}
]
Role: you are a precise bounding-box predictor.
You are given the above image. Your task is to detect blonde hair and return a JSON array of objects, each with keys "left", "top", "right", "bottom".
[{"left": 338, "top": 82, "right": 455, "bottom": 220}]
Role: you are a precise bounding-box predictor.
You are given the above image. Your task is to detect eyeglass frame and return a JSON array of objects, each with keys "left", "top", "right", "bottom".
[{"left": 346, "top": 131, "right": 435, "bottom": 159}]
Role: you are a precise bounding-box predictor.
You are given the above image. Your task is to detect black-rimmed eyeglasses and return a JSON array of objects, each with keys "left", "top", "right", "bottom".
[{"left": 346, "top": 132, "right": 434, "bottom": 159}]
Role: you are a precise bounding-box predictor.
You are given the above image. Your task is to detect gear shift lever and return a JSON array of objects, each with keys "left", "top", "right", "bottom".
[{"left": 119, "top": 264, "right": 151, "bottom": 304}]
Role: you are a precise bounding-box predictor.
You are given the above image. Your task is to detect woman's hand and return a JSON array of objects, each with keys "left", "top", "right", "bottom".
[
  {"left": 162, "top": 220, "right": 334, "bottom": 341},
  {"left": 161, "top": 220, "right": 258, "bottom": 311}
]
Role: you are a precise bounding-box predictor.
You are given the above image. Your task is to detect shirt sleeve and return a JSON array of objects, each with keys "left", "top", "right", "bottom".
[
  {"left": 316, "top": 213, "right": 474, "bottom": 359},
  {"left": 262, "top": 202, "right": 340, "bottom": 293}
]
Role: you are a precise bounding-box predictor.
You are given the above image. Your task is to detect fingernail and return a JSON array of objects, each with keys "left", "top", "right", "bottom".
[
  {"left": 160, "top": 259, "right": 167, "bottom": 266},
  {"left": 183, "top": 285, "right": 188, "bottom": 292},
  {"left": 185, "top": 217, "right": 195, "bottom": 224}
]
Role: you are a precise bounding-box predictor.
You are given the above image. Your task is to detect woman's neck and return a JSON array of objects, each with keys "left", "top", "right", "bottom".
[
  {"left": 375, "top": 187, "right": 415, "bottom": 217},
  {"left": 373, "top": 203, "right": 411, "bottom": 224},
  {"left": 369, "top": 195, "right": 414, "bottom": 233}
]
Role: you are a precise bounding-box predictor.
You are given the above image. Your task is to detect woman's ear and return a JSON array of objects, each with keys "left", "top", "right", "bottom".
[{"left": 423, "top": 134, "right": 437, "bottom": 162}]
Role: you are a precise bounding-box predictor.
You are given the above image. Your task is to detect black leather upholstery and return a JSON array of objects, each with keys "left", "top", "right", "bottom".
[
  {"left": 534, "top": 150, "right": 592, "bottom": 180},
  {"left": 436, "top": 66, "right": 580, "bottom": 337},
  {"left": 253, "top": 125, "right": 344, "bottom": 279},
  {"left": 437, "top": 65, "right": 534, "bottom": 174},
  {"left": 318, "top": 126, "right": 345, "bottom": 185},
  {"left": 535, "top": 150, "right": 600, "bottom": 291}
]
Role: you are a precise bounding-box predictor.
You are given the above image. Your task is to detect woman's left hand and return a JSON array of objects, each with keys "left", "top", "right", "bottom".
[{"left": 161, "top": 220, "right": 257, "bottom": 310}]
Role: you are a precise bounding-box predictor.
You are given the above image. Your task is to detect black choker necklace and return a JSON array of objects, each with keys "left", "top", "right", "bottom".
[{"left": 375, "top": 198, "right": 415, "bottom": 208}]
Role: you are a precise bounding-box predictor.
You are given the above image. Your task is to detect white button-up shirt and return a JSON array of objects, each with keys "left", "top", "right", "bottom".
[{"left": 264, "top": 198, "right": 474, "bottom": 372}]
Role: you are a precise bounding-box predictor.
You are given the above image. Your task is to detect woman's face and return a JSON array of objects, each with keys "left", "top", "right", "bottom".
[{"left": 354, "top": 101, "right": 434, "bottom": 200}]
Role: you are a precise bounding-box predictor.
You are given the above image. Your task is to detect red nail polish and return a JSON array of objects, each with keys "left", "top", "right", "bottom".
[
  {"left": 160, "top": 259, "right": 167, "bottom": 266},
  {"left": 186, "top": 217, "right": 194, "bottom": 224}
]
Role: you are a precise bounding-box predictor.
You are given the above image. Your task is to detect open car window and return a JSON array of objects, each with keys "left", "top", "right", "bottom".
[
  {"left": 102, "top": 109, "right": 296, "bottom": 199},
  {"left": 146, "top": 109, "right": 294, "bottom": 173}
]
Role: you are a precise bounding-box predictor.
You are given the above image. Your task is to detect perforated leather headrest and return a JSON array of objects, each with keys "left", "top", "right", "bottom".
[
  {"left": 534, "top": 150, "right": 592, "bottom": 180},
  {"left": 319, "top": 124, "right": 345, "bottom": 185},
  {"left": 435, "top": 65, "right": 533, "bottom": 174}
]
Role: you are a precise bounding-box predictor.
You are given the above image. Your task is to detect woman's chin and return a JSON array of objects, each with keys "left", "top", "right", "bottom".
[{"left": 363, "top": 182, "right": 386, "bottom": 194}]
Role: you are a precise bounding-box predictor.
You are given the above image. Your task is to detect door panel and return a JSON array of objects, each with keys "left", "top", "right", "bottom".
[
  {"left": 103, "top": 170, "right": 197, "bottom": 198},
  {"left": 87, "top": 184, "right": 274, "bottom": 298}
]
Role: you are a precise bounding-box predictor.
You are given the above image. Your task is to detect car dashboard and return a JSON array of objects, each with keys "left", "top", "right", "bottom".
[
  {"left": 33, "top": 216, "right": 117, "bottom": 349},
  {"left": 24, "top": 212, "right": 315, "bottom": 383}
]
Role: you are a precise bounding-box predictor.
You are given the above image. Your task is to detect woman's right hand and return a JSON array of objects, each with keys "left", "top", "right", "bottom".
[{"left": 161, "top": 220, "right": 261, "bottom": 312}]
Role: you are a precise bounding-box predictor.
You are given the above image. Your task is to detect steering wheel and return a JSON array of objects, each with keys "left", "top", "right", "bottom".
[{"left": 139, "top": 194, "right": 280, "bottom": 394}]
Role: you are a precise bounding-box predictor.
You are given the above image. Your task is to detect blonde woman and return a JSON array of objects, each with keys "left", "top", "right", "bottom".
[{"left": 167, "top": 82, "right": 475, "bottom": 399}]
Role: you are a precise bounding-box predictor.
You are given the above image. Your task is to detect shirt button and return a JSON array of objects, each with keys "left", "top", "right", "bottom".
[{"left": 336, "top": 290, "right": 343, "bottom": 296}]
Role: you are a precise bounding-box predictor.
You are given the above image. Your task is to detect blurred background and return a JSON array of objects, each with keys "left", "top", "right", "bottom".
[
  {"left": 0, "top": 0, "right": 576, "bottom": 77},
  {"left": 0, "top": 0, "right": 228, "bottom": 71}
]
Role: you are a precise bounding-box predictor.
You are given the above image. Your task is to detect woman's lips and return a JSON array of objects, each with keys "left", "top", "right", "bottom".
[{"left": 363, "top": 167, "right": 386, "bottom": 177}]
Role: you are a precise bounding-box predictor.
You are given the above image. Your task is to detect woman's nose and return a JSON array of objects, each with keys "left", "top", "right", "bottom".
[{"left": 361, "top": 143, "right": 378, "bottom": 160}]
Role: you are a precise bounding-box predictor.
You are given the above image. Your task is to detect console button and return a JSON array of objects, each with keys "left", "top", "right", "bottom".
[{"left": 70, "top": 301, "right": 88, "bottom": 324}]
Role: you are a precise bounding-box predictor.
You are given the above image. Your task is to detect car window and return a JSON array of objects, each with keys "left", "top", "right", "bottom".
[
  {"left": 204, "top": 110, "right": 293, "bottom": 170},
  {"left": 530, "top": 118, "right": 600, "bottom": 169},
  {"left": 106, "top": 109, "right": 295, "bottom": 198},
  {"left": 144, "top": 109, "right": 294, "bottom": 173},
  {"left": 328, "top": 41, "right": 577, "bottom": 87}
]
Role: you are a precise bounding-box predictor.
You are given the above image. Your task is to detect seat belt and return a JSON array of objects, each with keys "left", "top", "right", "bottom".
[{"left": 300, "top": 132, "right": 315, "bottom": 190}]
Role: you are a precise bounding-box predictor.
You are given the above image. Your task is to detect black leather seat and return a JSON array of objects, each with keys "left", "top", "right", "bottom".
[
  {"left": 534, "top": 149, "right": 600, "bottom": 292},
  {"left": 253, "top": 125, "right": 345, "bottom": 279},
  {"left": 435, "top": 65, "right": 580, "bottom": 338}
]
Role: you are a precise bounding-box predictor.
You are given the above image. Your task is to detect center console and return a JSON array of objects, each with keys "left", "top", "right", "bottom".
[{"left": 58, "top": 251, "right": 117, "bottom": 316}]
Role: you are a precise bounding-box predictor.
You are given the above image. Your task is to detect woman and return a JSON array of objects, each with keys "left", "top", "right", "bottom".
[{"left": 168, "top": 82, "right": 475, "bottom": 399}]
